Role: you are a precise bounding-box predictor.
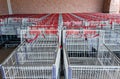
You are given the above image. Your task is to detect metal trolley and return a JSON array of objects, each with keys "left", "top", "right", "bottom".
[{"left": 63, "top": 30, "right": 120, "bottom": 79}]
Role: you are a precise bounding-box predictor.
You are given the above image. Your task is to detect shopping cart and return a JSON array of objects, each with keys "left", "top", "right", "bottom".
[{"left": 63, "top": 30, "right": 120, "bottom": 79}]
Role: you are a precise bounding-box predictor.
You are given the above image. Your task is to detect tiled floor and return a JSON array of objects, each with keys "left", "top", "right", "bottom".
[{"left": 0, "top": 47, "right": 64, "bottom": 79}]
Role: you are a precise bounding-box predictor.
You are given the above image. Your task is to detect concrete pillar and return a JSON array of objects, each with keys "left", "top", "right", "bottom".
[
  {"left": 109, "top": 0, "right": 120, "bottom": 13},
  {"left": 7, "top": 0, "right": 13, "bottom": 14}
]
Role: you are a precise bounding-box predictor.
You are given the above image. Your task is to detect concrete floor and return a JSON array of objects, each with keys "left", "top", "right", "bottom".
[
  {"left": 0, "top": 47, "right": 64, "bottom": 79},
  {"left": 0, "top": 47, "right": 15, "bottom": 79}
]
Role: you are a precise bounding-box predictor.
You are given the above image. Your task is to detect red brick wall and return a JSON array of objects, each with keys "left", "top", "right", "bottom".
[
  {"left": 0, "top": 0, "right": 8, "bottom": 15},
  {"left": 11, "top": 0, "right": 104, "bottom": 14}
]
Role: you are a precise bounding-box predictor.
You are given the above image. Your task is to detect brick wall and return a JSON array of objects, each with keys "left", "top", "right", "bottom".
[
  {"left": 0, "top": 0, "right": 8, "bottom": 15},
  {"left": 11, "top": 0, "right": 104, "bottom": 14}
]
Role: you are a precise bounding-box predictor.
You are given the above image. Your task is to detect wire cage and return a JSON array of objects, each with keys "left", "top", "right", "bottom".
[
  {"left": 7, "top": 17, "right": 22, "bottom": 25},
  {"left": 22, "top": 18, "right": 38, "bottom": 26},
  {"left": 1, "top": 28, "right": 61, "bottom": 79},
  {"left": 21, "top": 14, "right": 50, "bottom": 27},
  {"left": 1, "top": 24, "right": 17, "bottom": 35},
  {"left": 20, "top": 29, "right": 61, "bottom": 47},
  {"left": 63, "top": 30, "right": 120, "bottom": 79},
  {"left": 63, "top": 30, "right": 104, "bottom": 53},
  {"left": 64, "top": 44, "right": 120, "bottom": 79},
  {"left": 1, "top": 41, "right": 61, "bottom": 79}
]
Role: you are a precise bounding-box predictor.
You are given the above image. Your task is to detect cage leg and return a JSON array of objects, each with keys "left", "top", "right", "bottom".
[
  {"left": 15, "top": 53, "right": 19, "bottom": 65},
  {"left": 0, "top": 65, "right": 6, "bottom": 79},
  {"left": 68, "top": 67, "right": 72, "bottom": 79},
  {"left": 52, "top": 65, "right": 56, "bottom": 79}
]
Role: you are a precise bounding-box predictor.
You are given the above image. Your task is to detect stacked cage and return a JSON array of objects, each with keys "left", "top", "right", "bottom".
[
  {"left": 63, "top": 30, "right": 120, "bottom": 79},
  {"left": 0, "top": 14, "right": 49, "bottom": 48},
  {"left": 1, "top": 29, "right": 61, "bottom": 79}
]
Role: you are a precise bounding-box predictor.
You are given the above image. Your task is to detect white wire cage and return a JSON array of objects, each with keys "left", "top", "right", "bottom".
[
  {"left": 21, "top": 14, "right": 50, "bottom": 27},
  {"left": 64, "top": 44, "right": 120, "bottom": 79},
  {"left": 1, "top": 25, "right": 18, "bottom": 35},
  {"left": 20, "top": 29, "right": 61, "bottom": 47},
  {"left": 7, "top": 17, "right": 22, "bottom": 25},
  {"left": 63, "top": 30, "right": 120, "bottom": 79},
  {"left": 1, "top": 28, "right": 61, "bottom": 79},
  {"left": 1, "top": 42, "right": 61, "bottom": 79},
  {"left": 63, "top": 30, "right": 104, "bottom": 57}
]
